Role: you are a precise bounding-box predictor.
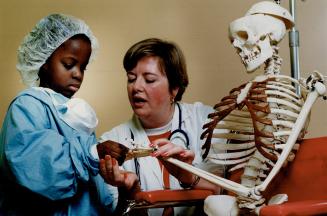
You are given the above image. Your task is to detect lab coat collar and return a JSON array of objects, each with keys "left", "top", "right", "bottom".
[
  {"left": 127, "top": 116, "right": 163, "bottom": 187},
  {"left": 126, "top": 103, "right": 192, "bottom": 189},
  {"left": 171, "top": 102, "right": 192, "bottom": 132}
]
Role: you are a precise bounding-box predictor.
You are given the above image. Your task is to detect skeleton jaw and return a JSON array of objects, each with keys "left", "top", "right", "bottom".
[{"left": 235, "top": 36, "right": 273, "bottom": 72}]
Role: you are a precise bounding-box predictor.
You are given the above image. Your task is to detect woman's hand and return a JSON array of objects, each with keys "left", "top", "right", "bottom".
[
  {"left": 150, "top": 138, "right": 195, "bottom": 164},
  {"left": 150, "top": 139, "right": 219, "bottom": 192},
  {"left": 150, "top": 138, "right": 195, "bottom": 184},
  {"left": 99, "top": 155, "right": 139, "bottom": 191}
]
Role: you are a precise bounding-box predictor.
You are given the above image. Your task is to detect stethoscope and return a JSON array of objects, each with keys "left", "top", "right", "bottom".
[
  {"left": 167, "top": 103, "right": 189, "bottom": 148},
  {"left": 129, "top": 103, "right": 189, "bottom": 185}
]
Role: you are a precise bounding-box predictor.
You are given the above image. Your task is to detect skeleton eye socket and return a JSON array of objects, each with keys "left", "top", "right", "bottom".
[
  {"left": 260, "top": 35, "right": 266, "bottom": 41},
  {"left": 235, "top": 47, "right": 242, "bottom": 53},
  {"left": 237, "top": 31, "right": 248, "bottom": 40}
]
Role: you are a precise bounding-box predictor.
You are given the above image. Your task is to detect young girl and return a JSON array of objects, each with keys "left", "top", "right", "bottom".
[{"left": 0, "top": 13, "right": 122, "bottom": 215}]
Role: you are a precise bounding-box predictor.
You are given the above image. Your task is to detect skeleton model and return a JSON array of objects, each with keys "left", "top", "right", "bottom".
[{"left": 195, "top": 1, "right": 327, "bottom": 215}]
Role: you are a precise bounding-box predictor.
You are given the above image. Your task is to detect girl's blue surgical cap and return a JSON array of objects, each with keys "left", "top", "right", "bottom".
[{"left": 16, "top": 13, "right": 99, "bottom": 87}]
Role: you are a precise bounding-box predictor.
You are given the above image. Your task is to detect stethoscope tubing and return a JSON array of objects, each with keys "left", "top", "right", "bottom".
[{"left": 130, "top": 103, "right": 190, "bottom": 186}]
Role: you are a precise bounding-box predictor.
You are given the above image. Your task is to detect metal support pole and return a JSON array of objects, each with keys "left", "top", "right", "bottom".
[{"left": 289, "top": 0, "right": 301, "bottom": 95}]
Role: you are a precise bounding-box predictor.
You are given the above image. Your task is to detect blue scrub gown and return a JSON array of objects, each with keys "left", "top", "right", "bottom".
[{"left": 0, "top": 88, "right": 117, "bottom": 215}]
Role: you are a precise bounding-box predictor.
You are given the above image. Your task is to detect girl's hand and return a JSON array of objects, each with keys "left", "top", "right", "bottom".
[{"left": 99, "top": 155, "right": 138, "bottom": 191}]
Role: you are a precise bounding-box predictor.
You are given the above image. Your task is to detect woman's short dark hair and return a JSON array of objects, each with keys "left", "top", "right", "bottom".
[{"left": 123, "top": 38, "right": 189, "bottom": 101}]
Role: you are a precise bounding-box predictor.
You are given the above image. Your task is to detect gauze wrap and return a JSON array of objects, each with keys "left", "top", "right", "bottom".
[{"left": 37, "top": 87, "right": 98, "bottom": 135}]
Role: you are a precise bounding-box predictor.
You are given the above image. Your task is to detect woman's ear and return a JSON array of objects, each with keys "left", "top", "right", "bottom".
[{"left": 171, "top": 87, "right": 179, "bottom": 101}]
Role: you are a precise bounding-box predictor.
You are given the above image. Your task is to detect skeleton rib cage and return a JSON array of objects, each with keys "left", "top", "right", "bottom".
[{"left": 200, "top": 74, "right": 310, "bottom": 209}]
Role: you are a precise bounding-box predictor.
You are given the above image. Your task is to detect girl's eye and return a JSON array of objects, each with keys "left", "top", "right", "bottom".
[
  {"left": 63, "top": 62, "right": 74, "bottom": 70},
  {"left": 62, "top": 58, "right": 77, "bottom": 70}
]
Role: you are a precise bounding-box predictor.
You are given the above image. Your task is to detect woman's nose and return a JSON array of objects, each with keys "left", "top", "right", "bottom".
[{"left": 133, "top": 78, "right": 144, "bottom": 92}]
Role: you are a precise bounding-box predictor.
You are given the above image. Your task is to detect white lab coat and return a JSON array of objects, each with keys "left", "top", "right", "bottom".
[{"left": 100, "top": 102, "right": 224, "bottom": 215}]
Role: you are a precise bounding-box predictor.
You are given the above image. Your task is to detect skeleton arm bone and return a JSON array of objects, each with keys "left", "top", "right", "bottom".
[
  {"left": 164, "top": 157, "right": 262, "bottom": 200},
  {"left": 103, "top": 138, "right": 260, "bottom": 200}
]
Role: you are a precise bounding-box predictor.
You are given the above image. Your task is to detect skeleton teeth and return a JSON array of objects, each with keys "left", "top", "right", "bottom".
[{"left": 242, "top": 47, "right": 261, "bottom": 65}]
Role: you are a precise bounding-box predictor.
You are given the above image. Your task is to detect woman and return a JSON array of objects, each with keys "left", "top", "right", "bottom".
[
  {"left": 0, "top": 13, "right": 135, "bottom": 215},
  {"left": 99, "top": 38, "right": 224, "bottom": 215}
]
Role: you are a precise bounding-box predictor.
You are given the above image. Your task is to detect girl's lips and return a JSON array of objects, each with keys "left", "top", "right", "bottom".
[{"left": 68, "top": 85, "right": 79, "bottom": 92}]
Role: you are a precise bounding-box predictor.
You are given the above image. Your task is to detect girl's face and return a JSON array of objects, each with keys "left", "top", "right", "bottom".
[
  {"left": 39, "top": 36, "right": 91, "bottom": 98},
  {"left": 127, "top": 56, "right": 178, "bottom": 129}
]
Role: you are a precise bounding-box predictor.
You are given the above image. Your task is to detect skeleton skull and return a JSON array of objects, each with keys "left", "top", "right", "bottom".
[{"left": 229, "top": 14, "right": 286, "bottom": 72}]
